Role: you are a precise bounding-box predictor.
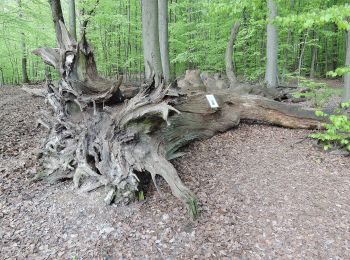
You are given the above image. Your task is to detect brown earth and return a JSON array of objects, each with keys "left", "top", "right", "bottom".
[{"left": 0, "top": 85, "right": 349, "bottom": 259}]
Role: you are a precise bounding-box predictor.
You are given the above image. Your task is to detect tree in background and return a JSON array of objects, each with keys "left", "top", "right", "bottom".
[
  {"left": 141, "top": 0, "right": 170, "bottom": 81},
  {"left": 225, "top": 21, "right": 241, "bottom": 87},
  {"left": 68, "top": 0, "right": 77, "bottom": 40},
  {"left": 17, "top": 0, "right": 29, "bottom": 83},
  {"left": 345, "top": 28, "right": 350, "bottom": 101},
  {"left": 0, "top": 0, "right": 349, "bottom": 89},
  {"left": 158, "top": 0, "right": 171, "bottom": 81},
  {"left": 265, "top": 0, "right": 278, "bottom": 88},
  {"left": 141, "top": 0, "right": 162, "bottom": 79}
]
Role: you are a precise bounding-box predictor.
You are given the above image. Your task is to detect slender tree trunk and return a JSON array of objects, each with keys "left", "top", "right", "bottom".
[
  {"left": 17, "top": 0, "right": 29, "bottom": 83},
  {"left": 45, "top": 64, "right": 52, "bottom": 80},
  {"left": 332, "top": 24, "right": 338, "bottom": 72},
  {"left": 171, "top": 0, "right": 177, "bottom": 78},
  {"left": 298, "top": 30, "right": 309, "bottom": 78},
  {"left": 20, "top": 34, "right": 29, "bottom": 83},
  {"left": 265, "top": 0, "right": 278, "bottom": 88},
  {"left": 310, "top": 31, "right": 318, "bottom": 79},
  {"left": 158, "top": 0, "right": 171, "bottom": 82},
  {"left": 127, "top": 0, "right": 131, "bottom": 78},
  {"left": 141, "top": 0, "right": 163, "bottom": 79},
  {"left": 225, "top": 21, "right": 241, "bottom": 88},
  {"left": 282, "top": 0, "right": 295, "bottom": 80},
  {"left": 344, "top": 30, "right": 350, "bottom": 101},
  {"left": 325, "top": 40, "right": 328, "bottom": 75},
  {"left": 48, "top": 0, "right": 65, "bottom": 48},
  {"left": 68, "top": 0, "right": 77, "bottom": 40},
  {"left": 0, "top": 68, "right": 4, "bottom": 86}
]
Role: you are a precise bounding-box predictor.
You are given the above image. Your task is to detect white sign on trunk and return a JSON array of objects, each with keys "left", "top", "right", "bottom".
[{"left": 206, "top": 94, "right": 219, "bottom": 108}]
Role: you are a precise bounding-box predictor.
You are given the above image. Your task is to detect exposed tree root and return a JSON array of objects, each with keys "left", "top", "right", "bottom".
[{"left": 31, "top": 21, "right": 326, "bottom": 219}]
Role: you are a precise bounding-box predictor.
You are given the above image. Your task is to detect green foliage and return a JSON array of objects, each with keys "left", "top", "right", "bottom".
[
  {"left": 290, "top": 76, "right": 341, "bottom": 108},
  {"left": 0, "top": 0, "right": 56, "bottom": 84},
  {"left": 276, "top": 3, "right": 350, "bottom": 31},
  {"left": 310, "top": 101, "right": 350, "bottom": 153},
  {"left": 138, "top": 190, "right": 144, "bottom": 201},
  {"left": 327, "top": 67, "right": 350, "bottom": 77},
  {"left": 0, "top": 0, "right": 349, "bottom": 84}
]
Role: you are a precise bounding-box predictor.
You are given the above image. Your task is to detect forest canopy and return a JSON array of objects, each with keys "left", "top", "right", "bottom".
[{"left": 0, "top": 0, "right": 349, "bottom": 85}]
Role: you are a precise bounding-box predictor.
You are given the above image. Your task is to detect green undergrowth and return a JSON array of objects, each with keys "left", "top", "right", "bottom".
[
  {"left": 289, "top": 75, "right": 342, "bottom": 108},
  {"left": 310, "top": 101, "right": 350, "bottom": 153}
]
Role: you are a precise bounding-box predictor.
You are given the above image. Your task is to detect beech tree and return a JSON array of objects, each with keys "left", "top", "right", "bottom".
[
  {"left": 158, "top": 0, "right": 171, "bottom": 81},
  {"left": 68, "top": 0, "right": 77, "bottom": 40},
  {"left": 345, "top": 29, "right": 350, "bottom": 101},
  {"left": 265, "top": 0, "right": 278, "bottom": 88},
  {"left": 141, "top": 0, "right": 163, "bottom": 79},
  {"left": 17, "top": 0, "right": 29, "bottom": 83},
  {"left": 225, "top": 21, "right": 241, "bottom": 87}
]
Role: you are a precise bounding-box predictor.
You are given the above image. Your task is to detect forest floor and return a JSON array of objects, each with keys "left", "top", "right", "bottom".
[{"left": 0, "top": 85, "right": 349, "bottom": 259}]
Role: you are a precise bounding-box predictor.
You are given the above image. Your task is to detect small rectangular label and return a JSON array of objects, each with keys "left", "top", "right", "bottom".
[{"left": 206, "top": 94, "right": 219, "bottom": 108}]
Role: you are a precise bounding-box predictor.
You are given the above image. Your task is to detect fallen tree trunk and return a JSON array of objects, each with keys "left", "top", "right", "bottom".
[{"left": 32, "top": 21, "right": 324, "bottom": 219}]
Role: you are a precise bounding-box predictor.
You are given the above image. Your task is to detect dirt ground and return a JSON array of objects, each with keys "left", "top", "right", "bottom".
[{"left": 0, "top": 85, "right": 349, "bottom": 259}]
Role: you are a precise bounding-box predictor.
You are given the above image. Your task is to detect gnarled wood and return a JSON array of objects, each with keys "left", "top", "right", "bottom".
[{"left": 33, "top": 19, "right": 326, "bottom": 220}]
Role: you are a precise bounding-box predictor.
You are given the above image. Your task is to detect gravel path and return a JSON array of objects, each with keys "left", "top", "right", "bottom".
[{"left": 0, "top": 86, "right": 349, "bottom": 259}]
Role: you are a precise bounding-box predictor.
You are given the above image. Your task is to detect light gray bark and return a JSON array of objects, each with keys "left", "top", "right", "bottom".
[
  {"left": 265, "top": 0, "right": 278, "bottom": 88},
  {"left": 225, "top": 21, "right": 241, "bottom": 88},
  {"left": 141, "top": 0, "right": 163, "bottom": 79},
  {"left": 345, "top": 30, "right": 350, "bottom": 101},
  {"left": 158, "top": 0, "right": 171, "bottom": 82},
  {"left": 68, "top": 0, "right": 77, "bottom": 40}
]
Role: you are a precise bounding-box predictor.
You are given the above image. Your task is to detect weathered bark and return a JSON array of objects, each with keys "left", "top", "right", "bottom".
[
  {"left": 265, "top": 0, "right": 278, "bottom": 88},
  {"left": 225, "top": 21, "right": 241, "bottom": 88},
  {"left": 32, "top": 6, "right": 326, "bottom": 220},
  {"left": 345, "top": 30, "right": 350, "bottom": 101},
  {"left": 68, "top": 0, "right": 77, "bottom": 40},
  {"left": 17, "top": 0, "right": 29, "bottom": 83},
  {"left": 141, "top": 0, "right": 163, "bottom": 79},
  {"left": 158, "top": 0, "right": 171, "bottom": 82},
  {"left": 32, "top": 24, "right": 323, "bottom": 219}
]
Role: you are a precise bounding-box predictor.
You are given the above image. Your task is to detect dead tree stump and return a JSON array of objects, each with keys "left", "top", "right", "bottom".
[{"left": 32, "top": 22, "right": 324, "bottom": 219}]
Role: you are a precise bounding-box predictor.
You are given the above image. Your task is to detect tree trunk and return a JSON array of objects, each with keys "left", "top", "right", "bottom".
[
  {"left": 282, "top": 0, "right": 295, "bottom": 81},
  {"left": 17, "top": 0, "right": 29, "bottom": 83},
  {"left": 332, "top": 24, "right": 338, "bottom": 72},
  {"left": 48, "top": 0, "right": 65, "bottom": 48},
  {"left": 68, "top": 0, "right": 77, "bottom": 40},
  {"left": 225, "top": 21, "right": 241, "bottom": 88},
  {"left": 310, "top": 32, "right": 318, "bottom": 79},
  {"left": 141, "top": 0, "right": 163, "bottom": 79},
  {"left": 265, "top": 0, "right": 278, "bottom": 88},
  {"left": 344, "top": 30, "right": 350, "bottom": 101},
  {"left": 298, "top": 30, "right": 309, "bottom": 78},
  {"left": 158, "top": 0, "right": 171, "bottom": 82},
  {"left": 0, "top": 67, "right": 4, "bottom": 86}
]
